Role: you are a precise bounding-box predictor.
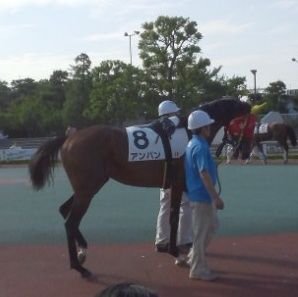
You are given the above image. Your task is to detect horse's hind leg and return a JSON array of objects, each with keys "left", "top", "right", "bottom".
[
  {"left": 64, "top": 192, "right": 94, "bottom": 278},
  {"left": 59, "top": 196, "right": 73, "bottom": 218},
  {"left": 59, "top": 196, "right": 88, "bottom": 264}
]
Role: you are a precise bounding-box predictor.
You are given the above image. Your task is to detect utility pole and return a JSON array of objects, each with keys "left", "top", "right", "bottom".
[
  {"left": 251, "top": 69, "right": 257, "bottom": 95},
  {"left": 124, "top": 31, "right": 140, "bottom": 65}
]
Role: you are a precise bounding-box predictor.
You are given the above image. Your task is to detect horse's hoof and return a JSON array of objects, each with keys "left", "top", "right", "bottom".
[
  {"left": 80, "top": 268, "right": 93, "bottom": 279},
  {"left": 81, "top": 269, "right": 99, "bottom": 282},
  {"left": 77, "top": 248, "right": 87, "bottom": 265}
]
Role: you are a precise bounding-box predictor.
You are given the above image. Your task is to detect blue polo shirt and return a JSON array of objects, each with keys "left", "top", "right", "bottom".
[{"left": 184, "top": 135, "right": 217, "bottom": 203}]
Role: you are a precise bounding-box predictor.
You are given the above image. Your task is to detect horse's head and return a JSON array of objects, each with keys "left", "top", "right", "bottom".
[
  {"left": 198, "top": 98, "right": 251, "bottom": 143},
  {"left": 199, "top": 98, "right": 251, "bottom": 126},
  {"left": 232, "top": 100, "right": 252, "bottom": 119}
]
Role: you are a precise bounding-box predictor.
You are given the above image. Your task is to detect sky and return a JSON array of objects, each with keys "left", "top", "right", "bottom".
[{"left": 0, "top": 0, "right": 298, "bottom": 90}]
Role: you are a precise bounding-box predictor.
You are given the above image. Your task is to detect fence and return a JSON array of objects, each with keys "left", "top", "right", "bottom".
[
  {"left": 1, "top": 133, "right": 297, "bottom": 162},
  {"left": 0, "top": 137, "right": 53, "bottom": 161}
]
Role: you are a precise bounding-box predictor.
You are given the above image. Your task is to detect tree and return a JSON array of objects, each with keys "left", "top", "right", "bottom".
[
  {"left": 63, "top": 53, "right": 92, "bottom": 127},
  {"left": 174, "top": 57, "right": 223, "bottom": 110},
  {"left": 1, "top": 77, "right": 64, "bottom": 136},
  {"left": 49, "top": 70, "right": 68, "bottom": 108},
  {"left": 70, "top": 53, "right": 92, "bottom": 79},
  {"left": 85, "top": 60, "right": 145, "bottom": 125},
  {"left": 3, "top": 96, "right": 43, "bottom": 136},
  {"left": 263, "top": 80, "right": 287, "bottom": 111},
  {"left": 138, "top": 16, "right": 235, "bottom": 113},
  {"left": 222, "top": 76, "right": 247, "bottom": 98},
  {"left": 0, "top": 80, "right": 11, "bottom": 109},
  {"left": 10, "top": 78, "right": 37, "bottom": 101},
  {"left": 139, "top": 16, "right": 202, "bottom": 100}
]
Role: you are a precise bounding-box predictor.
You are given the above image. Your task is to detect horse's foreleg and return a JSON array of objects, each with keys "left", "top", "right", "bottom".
[
  {"left": 168, "top": 185, "right": 183, "bottom": 257},
  {"left": 64, "top": 194, "right": 93, "bottom": 278},
  {"left": 59, "top": 196, "right": 88, "bottom": 264}
]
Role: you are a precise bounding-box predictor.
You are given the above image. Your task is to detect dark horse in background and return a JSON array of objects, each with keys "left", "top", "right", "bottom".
[
  {"left": 250, "top": 122, "right": 297, "bottom": 164},
  {"left": 29, "top": 98, "right": 251, "bottom": 279}
]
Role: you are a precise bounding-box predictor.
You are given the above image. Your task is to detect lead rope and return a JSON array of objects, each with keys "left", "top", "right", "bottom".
[
  {"left": 215, "top": 159, "right": 222, "bottom": 195},
  {"left": 214, "top": 130, "right": 229, "bottom": 195}
]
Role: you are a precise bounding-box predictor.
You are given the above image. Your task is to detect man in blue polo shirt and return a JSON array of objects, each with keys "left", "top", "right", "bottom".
[{"left": 184, "top": 110, "right": 224, "bottom": 281}]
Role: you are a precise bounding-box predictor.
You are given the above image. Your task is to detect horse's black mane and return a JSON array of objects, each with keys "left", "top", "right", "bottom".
[{"left": 198, "top": 98, "right": 251, "bottom": 125}]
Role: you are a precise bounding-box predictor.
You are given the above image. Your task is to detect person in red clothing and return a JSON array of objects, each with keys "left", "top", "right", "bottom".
[{"left": 226, "top": 113, "right": 257, "bottom": 162}]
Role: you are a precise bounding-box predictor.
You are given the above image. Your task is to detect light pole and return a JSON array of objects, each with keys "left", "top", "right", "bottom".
[
  {"left": 124, "top": 30, "right": 140, "bottom": 65},
  {"left": 292, "top": 57, "right": 298, "bottom": 63},
  {"left": 250, "top": 69, "right": 257, "bottom": 95}
]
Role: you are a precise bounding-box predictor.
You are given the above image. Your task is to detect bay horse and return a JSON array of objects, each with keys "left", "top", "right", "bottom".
[
  {"left": 250, "top": 122, "right": 297, "bottom": 164},
  {"left": 29, "top": 98, "right": 251, "bottom": 279}
]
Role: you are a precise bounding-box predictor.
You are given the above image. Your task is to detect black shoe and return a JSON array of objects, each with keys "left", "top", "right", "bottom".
[{"left": 155, "top": 243, "right": 169, "bottom": 253}]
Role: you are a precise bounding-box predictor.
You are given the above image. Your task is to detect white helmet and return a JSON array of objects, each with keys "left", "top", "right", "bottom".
[
  {"left": 188, "top": 110, "right": 215, "bottom": 130},
  {"left": 158, "top": 100, "right": 180, "bottom": 116}
]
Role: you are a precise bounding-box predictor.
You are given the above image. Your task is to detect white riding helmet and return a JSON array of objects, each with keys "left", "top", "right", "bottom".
[
  {"left": 188, "top": 110, "right": 215, "bottom": 130},
  {"left": 158, "top": 100, "right": 180, "bottom": 116}
]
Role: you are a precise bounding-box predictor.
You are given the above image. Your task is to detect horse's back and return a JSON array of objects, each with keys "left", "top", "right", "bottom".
[{"left": 61, "top": 125, "right": 128, "bottom": 166}]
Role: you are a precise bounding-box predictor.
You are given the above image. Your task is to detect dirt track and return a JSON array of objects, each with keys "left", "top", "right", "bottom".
[{"left": 1, "top": 233, "right": 298, "bottom": 297}]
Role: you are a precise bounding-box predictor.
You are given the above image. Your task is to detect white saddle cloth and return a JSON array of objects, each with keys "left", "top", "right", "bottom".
[
  {"left": 255, "top": 123, "right": 268, "bottom": 134},
  {"left": 126, "top": 126, "right": 189, "bottom": 162}
]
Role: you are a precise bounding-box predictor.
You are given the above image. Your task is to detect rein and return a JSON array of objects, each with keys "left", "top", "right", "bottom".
[{"left": 214, "top": 116, "right": 250, "bottom": 196}]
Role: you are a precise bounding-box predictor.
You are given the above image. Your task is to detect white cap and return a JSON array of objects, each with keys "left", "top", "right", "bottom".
[
  {"left": 188, "top": 110, "right": 215, "bottom": 130},
  {"left": 158, "top": 100, "right": 180, "bottom": 116}
]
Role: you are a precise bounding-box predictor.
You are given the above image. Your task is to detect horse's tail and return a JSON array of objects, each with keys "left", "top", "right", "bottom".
[
  {"left": 29, "top": 136, "right": 67, "bottom": 190},
  {"left": 286, "top": 125, "right": 297, "bottom": 146}
]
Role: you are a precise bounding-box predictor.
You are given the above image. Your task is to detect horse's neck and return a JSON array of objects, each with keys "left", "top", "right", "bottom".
[{"left": 208, "top": 123, "right": 222, "bottom": 144}]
